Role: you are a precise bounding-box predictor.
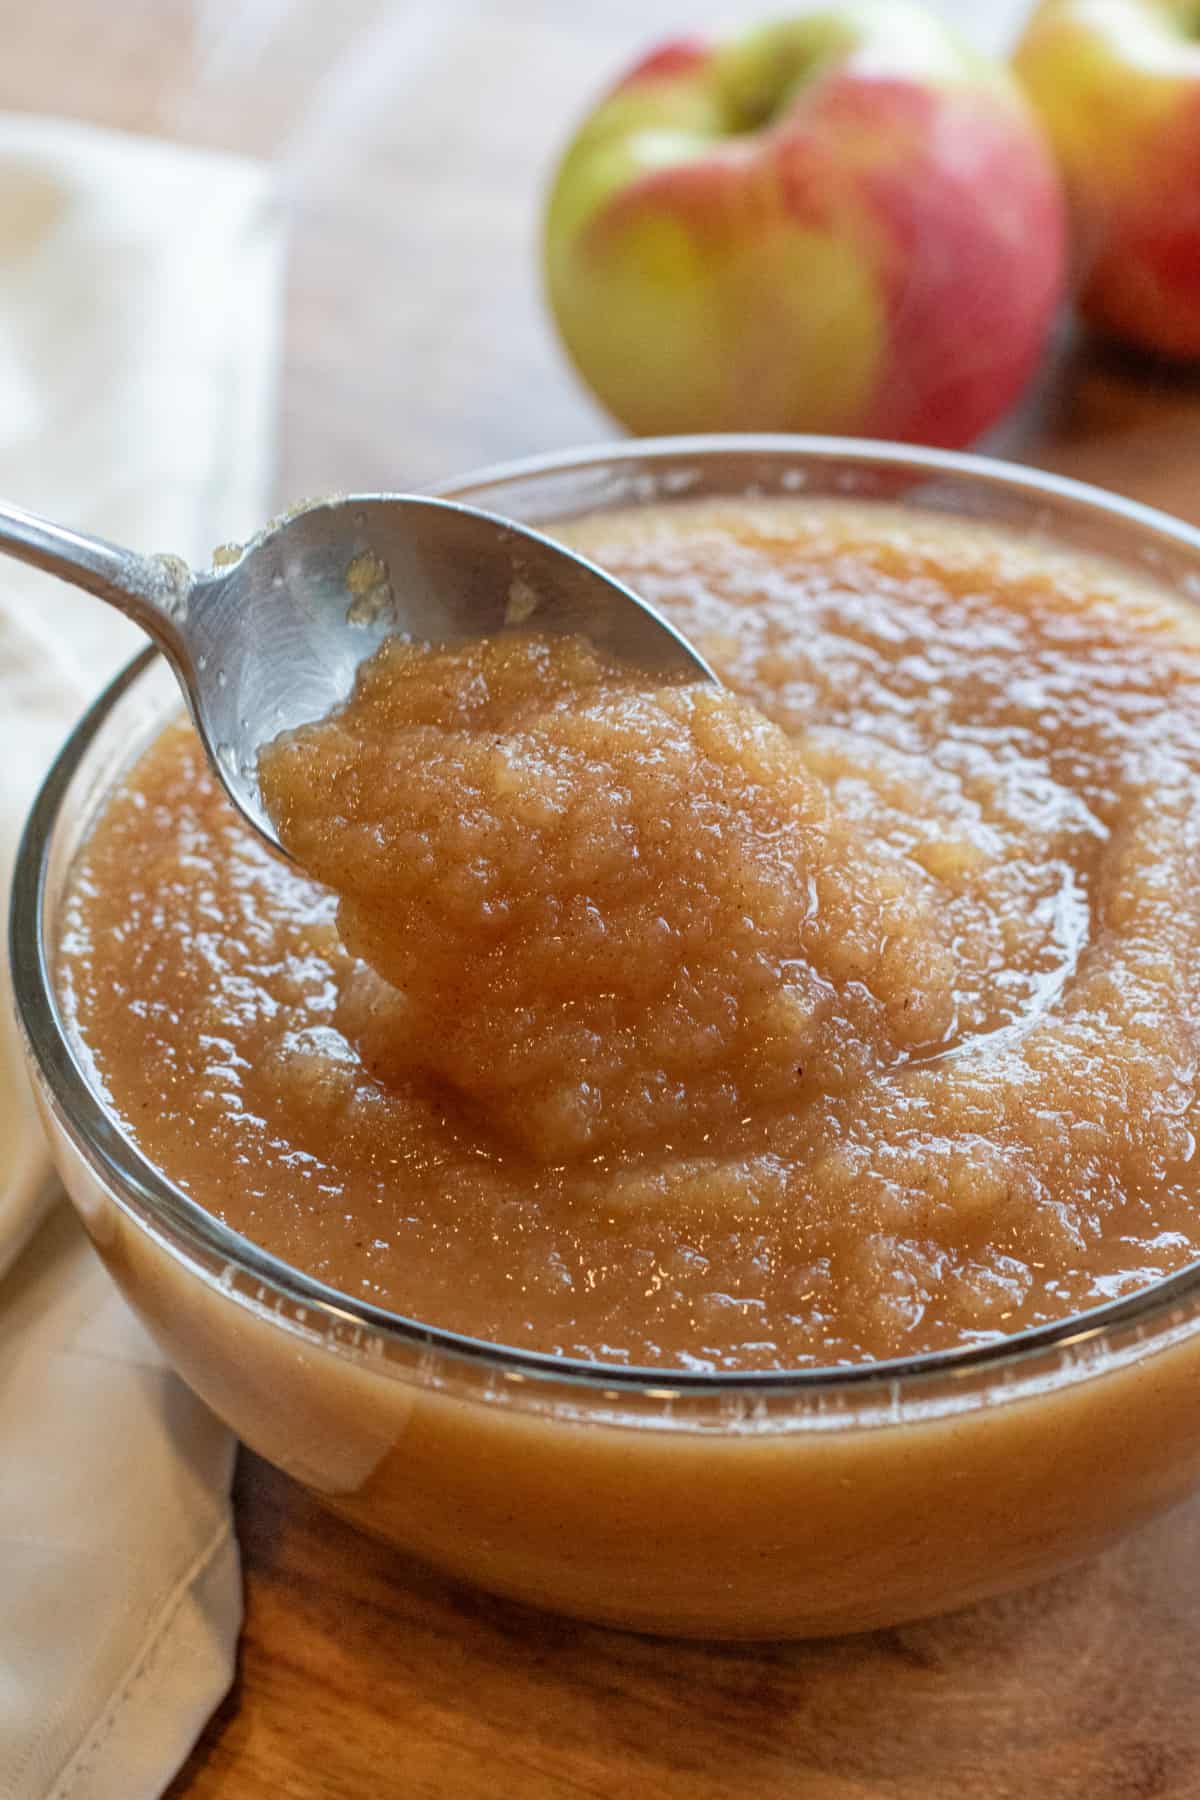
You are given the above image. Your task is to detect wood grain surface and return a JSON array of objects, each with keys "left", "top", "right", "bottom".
[{"left": 4, "top": 2, "right": 1200, "bottom": 1794}]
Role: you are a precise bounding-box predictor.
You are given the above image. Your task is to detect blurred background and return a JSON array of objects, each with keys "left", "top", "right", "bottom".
[{"left": 0, "top": 0, "right": 1096, "bottom": 500}]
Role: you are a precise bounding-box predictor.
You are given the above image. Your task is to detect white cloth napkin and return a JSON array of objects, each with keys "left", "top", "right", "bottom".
[{"left": 0, "top": 116, "right": 283, "bottom": 1798}]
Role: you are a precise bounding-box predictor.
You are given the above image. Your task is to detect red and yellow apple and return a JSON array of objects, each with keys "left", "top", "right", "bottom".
[
  {"left": 542, "top": 4, "right": 1066, "bottom": 448},
  {"left": 1016, "top": 0, "right": 1200, "bottom": 360}
]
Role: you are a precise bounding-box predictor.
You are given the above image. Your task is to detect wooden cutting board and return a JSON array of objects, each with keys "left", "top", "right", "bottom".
[{"left": 171, "top": 1452, "right": 1200, "bottom": 1799}]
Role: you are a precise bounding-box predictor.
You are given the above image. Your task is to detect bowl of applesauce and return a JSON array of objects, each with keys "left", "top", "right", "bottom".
[{"left": 14, "top": 437, "right": 1200, "bottom": 1640}]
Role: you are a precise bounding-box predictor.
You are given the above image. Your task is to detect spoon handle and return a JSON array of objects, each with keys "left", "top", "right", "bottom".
[{"left": 0, "top": 498, "right": 192, "bottom": 648}]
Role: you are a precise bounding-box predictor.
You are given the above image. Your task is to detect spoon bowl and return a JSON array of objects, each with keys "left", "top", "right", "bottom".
[{"left": 0, "top": 493, "right": 717, "bottom": 853}]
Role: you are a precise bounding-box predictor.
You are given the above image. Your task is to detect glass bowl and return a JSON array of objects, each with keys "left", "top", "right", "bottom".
[{"left": 13, "top": 436, "right": 1200, "bottom": 1640}]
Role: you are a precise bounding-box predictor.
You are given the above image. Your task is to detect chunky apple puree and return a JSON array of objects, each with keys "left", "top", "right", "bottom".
[{"left": 58, "top": 500, "right": 1200, "bottom": 1370}]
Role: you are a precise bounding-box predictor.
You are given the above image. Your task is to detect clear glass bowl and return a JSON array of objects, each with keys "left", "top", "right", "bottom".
[{"left": 13, "top": 436, "right": 1200, "bottom": 1639}]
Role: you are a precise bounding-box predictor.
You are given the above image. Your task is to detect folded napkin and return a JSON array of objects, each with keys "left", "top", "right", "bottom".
[{"left": 0, "top": 117, "right": 282, "bottom": 1798}]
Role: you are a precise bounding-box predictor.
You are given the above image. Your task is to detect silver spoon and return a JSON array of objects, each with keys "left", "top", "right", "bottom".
[{"left": 0, "top": 493, "right": 717, "bottom": 853}]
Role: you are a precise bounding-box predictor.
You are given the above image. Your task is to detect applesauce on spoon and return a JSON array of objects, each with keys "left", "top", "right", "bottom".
[{"left": 58, "top": 496, "right": 1200, "bottom": 1372}]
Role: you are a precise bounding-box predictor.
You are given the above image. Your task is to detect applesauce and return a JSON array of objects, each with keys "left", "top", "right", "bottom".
[{"left": 58, "top": 498, "right": 1200, "bottom": 1374}]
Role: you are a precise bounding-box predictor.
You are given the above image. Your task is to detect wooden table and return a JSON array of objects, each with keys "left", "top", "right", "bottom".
[{"left": 7, "top": 3, "right": 1200, "bottom": 1794}]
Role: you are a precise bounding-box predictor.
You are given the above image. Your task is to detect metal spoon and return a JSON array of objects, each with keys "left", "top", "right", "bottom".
[{"left": 0, "top": 493, "right": 717, "bottom": 853}]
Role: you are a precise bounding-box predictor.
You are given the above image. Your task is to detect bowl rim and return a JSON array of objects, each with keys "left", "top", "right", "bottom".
[{"left": 14, "top": 430, "right": 1200, "bottom": 1400}]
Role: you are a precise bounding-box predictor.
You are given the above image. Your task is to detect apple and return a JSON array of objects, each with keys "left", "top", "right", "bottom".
[
  {"left": 1015, "top": 0, "right": 1200, "bottom": 361},
  {"left": 542, "top": 4, "right": 1066, "bottom": 449}
]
